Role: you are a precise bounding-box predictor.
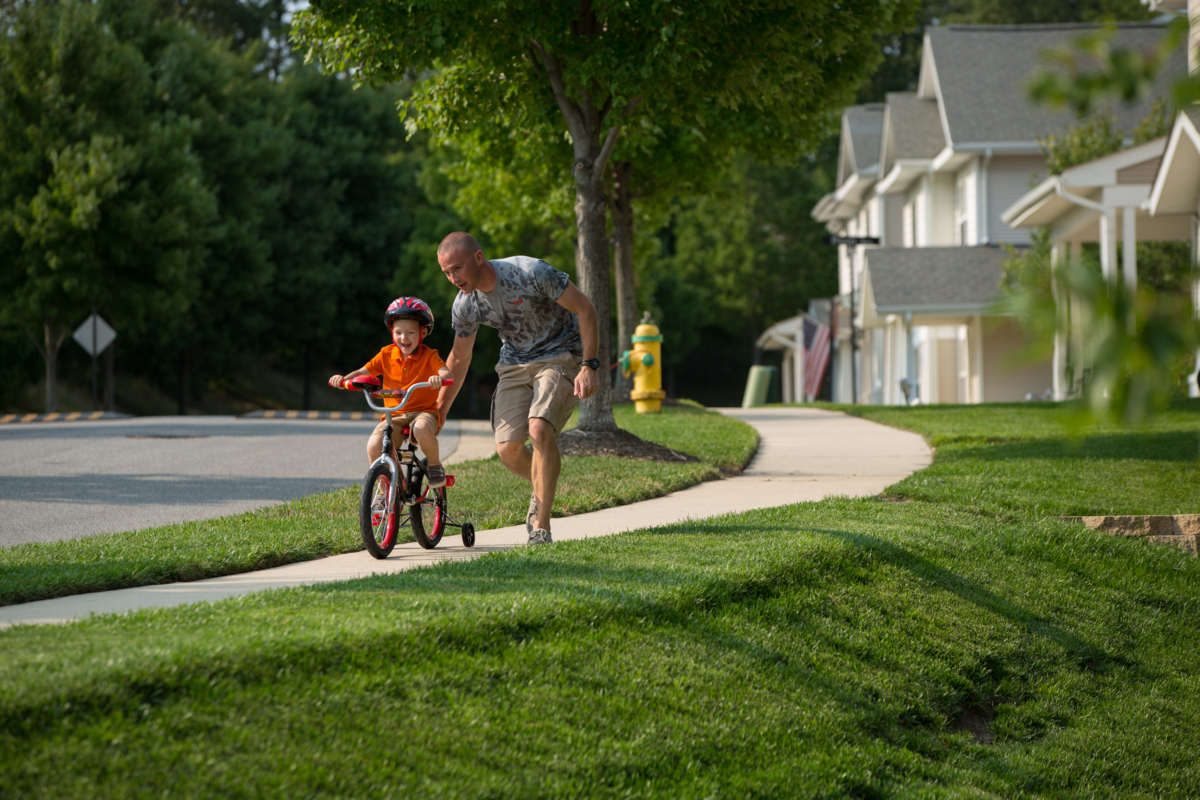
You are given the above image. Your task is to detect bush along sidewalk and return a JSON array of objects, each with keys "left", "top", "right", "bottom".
[{"left": 0, "top": 403, "right": 758, "bottom": 606}]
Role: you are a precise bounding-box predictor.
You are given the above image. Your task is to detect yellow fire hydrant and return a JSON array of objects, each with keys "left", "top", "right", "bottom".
[{"left": 621, "top": 312, "right": 666, "bottom": 413}]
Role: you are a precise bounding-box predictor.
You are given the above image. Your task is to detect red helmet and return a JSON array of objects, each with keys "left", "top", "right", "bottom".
[{"left": 384, "top": 297, "right": 434, "bottom": 334}]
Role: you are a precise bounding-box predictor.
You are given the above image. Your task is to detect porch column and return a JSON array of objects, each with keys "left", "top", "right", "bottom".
[
  {"left": 1122, "top": 207, "right": 1137, "bottom": 333},
  {"left": 1051, "top": 239, "right": 1067, "bottom": 400},
  {"left": 781, "top": 347, "right": 794, "bottom": 403},
  {"left": 1099, "top": 206, "right": 1118, "bottom": 284},
  {"left": 1191, "top": 213, "right": 1200, "bottom": 398},
  {"left": 904, "top": 311, "right": 916, "bottom": 404},
  {"left": 1069, "top": 240, "right": 1085, "bottom": 393},
  {"left": 794, "top": 331, "right": 806, "bottom": 402},
  {"left": 970, "top": 315, "right": 984, "bottom": 403}
]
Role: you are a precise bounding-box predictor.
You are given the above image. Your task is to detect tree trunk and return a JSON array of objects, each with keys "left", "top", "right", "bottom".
[
  {"left": 610, "top": 159, "right": 638, "bottom": 404},
  {"left": 303, "top": 340, "right": 313, "bottom": 411},
  {"left": 104, "top": 341, "right": 115, "bottom": 412},
  {"left": 574, "top": 157, "right": 617, "bottom": 431},
  {"left": 43, "top": 319, "right": 63, "bottom": 414},
  {"left": 178, "top": 349, "right": 191, "bottom": 416}
]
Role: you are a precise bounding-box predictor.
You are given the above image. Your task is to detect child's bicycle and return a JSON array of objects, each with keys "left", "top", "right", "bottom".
[{"left": 342, "top": 375, "right": 475, "bottom": 558}]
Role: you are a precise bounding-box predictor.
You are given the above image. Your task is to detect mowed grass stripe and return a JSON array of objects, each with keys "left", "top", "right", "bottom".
[{"left": 0, "top": 404, "right": 758, "bottom": 606}]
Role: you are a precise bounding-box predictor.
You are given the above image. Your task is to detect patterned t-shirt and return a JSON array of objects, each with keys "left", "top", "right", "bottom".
[{"left": 451, "top": 256, "right": 582, "bottom": 364}]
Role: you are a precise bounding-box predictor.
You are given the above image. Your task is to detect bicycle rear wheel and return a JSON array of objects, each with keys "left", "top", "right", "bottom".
[
  {"left": 360, "top": 462, "right": 398, "bottom": 558},
  {"left": 409, "top": 459, "right": 446, "bottom": 549}
]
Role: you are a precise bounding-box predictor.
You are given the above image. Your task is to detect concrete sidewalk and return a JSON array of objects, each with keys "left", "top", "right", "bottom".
[{"left": 0, "top": 407, "right": 931, "bottom": 628}]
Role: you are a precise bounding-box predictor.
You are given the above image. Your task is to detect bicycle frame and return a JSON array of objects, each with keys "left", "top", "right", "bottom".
[
  {"left": 347, "top": 376, "right": 470, "bottom": 544},
  {"left": 359, "top": 381, "right": 431, "bottom": 511}
]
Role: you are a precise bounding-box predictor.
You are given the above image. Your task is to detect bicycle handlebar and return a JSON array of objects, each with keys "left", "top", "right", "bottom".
[{"left": 339, "top": 376, "right": 453, "bottom": 415}]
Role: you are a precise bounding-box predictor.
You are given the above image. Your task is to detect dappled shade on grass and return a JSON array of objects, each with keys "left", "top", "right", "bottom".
[{"left": 3, "top": 499, "right": 1199, "bottom": 796}]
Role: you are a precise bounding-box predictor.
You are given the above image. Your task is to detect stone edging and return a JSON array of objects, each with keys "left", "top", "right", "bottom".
[{"left": 1062, "top": 515, "right": 1199, "bottom": 556}]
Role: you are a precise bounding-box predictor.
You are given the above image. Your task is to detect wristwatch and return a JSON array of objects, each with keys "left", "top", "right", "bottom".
[{"left": 581, "top": 358, "right": 601, "bottom": 371}]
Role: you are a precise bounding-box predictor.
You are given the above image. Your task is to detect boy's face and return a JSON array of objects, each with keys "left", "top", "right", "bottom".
[{"left": 391, "top": 318, "right": 422, "bottom": 354}]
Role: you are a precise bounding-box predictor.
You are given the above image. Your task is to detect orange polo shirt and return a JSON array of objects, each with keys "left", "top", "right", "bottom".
[{"left": 363, "top": 343, "right": 446, "bottom": 413}]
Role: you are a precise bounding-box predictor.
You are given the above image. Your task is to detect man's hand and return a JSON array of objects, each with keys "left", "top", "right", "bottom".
[{"left": 575, "top": 365, "right": 599, "bottom": 399}]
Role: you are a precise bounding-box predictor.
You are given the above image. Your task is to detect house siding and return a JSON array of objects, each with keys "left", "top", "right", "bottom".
[
  {"left": 987, "top": 156, "right": 1045, "bottom": 244},
  {"left": 981, "top": 317, "right": 1054, "bottom": 401}
]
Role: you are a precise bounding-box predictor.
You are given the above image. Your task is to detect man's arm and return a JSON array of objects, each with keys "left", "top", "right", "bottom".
[
  {"left": 556, "top": 282, "right": 599, "bottom": 399},
  {"left": 437, "top": 331, "right": 476, "bottom": 428}
]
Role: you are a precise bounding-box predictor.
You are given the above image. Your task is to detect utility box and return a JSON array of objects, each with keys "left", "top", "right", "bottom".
[{"left": 742, "top": 365, "right": 778, "bottom": 408}]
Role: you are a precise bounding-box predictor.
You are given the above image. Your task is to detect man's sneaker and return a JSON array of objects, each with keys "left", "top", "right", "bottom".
[
  {"left": 525, "top": 492, "right": 538, "bottom": 535},
  {"left": 528, "top": 528, "right": 552, "bottom": 545},
  {"left": 426, "top": 465, "right": 446, "bottom": 489}
]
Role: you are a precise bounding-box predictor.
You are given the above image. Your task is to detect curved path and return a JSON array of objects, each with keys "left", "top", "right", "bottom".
[{"left": 0, "top": 407, "right": 930, "bottom": 628}]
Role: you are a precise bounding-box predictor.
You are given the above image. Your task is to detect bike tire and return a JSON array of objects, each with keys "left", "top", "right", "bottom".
[
  {"left": 360, "top": 462, "right": 398, "bottom": 558},
  {"left": 461, "top": 522, "right": 475, "bottom": 548},
  {"left": 409, "top": 459, "right": 446, "bottom": 549}
]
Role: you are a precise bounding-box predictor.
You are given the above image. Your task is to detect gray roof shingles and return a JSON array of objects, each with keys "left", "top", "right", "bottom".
[
  {"left": 866, "top": 246, "right": 1011, "bottom": 310},
  {"left": 885, "top": 92, "right": 945, "bottom": 161},
  {"left": 928, "top": 24, "right": 1184, "bottom": 145}
]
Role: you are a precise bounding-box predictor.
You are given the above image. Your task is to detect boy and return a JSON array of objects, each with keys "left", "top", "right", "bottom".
[{"left": 329, "top": 297, "right": 453, "bottom": 488}]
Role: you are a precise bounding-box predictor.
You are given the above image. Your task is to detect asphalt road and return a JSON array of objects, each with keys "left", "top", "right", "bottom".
[{"left": 0, "top": 416, "right": 382, "bottom": 547}]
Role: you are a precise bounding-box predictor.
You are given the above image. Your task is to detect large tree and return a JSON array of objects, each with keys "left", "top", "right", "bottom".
[
  {"left": 0, "top": 0, "right": 216, "bottom": 412},
  {"left": 295, "top": 0, "right": 912, "bottom": 431}
]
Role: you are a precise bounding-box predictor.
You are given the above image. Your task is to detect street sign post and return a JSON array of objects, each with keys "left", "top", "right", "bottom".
[{"left": 73, "top": 310, "right": 117, "bottom": 411}]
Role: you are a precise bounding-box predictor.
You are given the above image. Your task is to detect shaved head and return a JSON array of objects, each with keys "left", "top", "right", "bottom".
[{"left": 438, "top": 231, "right": 482, "bottom": 259}]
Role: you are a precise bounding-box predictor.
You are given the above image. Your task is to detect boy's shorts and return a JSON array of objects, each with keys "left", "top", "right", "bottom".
[
  {"left": 492, "top": 352, "right": 580, "bottom": 444},
  {"left": 371, "top": 411, "right": 439, "bottom": 444}
]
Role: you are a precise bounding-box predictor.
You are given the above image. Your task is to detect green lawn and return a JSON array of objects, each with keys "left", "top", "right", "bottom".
[
  {"left": 0, "top": 404, "right": 757, "bottom": 606},
  {"left": 4, "top": 401, "right": 1200, "bottom": 797},
  {"left": 831, "top": 400, "right": 1200, "bottom": 518}
]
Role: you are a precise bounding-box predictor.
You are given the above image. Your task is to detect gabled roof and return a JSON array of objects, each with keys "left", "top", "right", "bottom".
[
  {"left": 876, "top": 92, "right": 946, "bottom": 194},
  {"left": 883, "top": 93, "right": 945, "bottom": 164},
  {"left": 1148, "top": 108, "right": 1200, "bottom": 215},
  {"left": 925, "top": 24, "right": 1183, "bottom": 150},
  {"left": 1003, "top": 137, "right": 1167, "bottom": 228},
  {"left": 865, "top": 247, "right": 1009, "bottom": 313},
  {"left": 835, "top": 104, "right": 885, "bottom": 186}
]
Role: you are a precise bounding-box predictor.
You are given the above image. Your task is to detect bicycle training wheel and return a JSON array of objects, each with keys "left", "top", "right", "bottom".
[
  {"left": 409, "top": 459, "right": 446, "bottom": 549},
  {"left": 360, "top": 462, "right": 398, "bottom": 558}
]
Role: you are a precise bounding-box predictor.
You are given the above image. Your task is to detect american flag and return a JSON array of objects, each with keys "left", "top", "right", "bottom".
[{"left": 801, "top": 315, "right": 831, "bottom": 399}]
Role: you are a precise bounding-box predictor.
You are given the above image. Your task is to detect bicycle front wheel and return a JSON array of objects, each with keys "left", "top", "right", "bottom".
[{"left": 360, "top": 462, "right": 397, "bottom": 558}]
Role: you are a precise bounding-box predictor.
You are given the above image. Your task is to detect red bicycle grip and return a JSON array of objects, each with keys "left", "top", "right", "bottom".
[{"left": 442, "top": 378, "right": 454, "bottom": 386}]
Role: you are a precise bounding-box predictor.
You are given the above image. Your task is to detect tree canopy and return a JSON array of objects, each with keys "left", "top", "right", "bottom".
[{"left": 295, "top": 0, "right": 915, "bottom": 429}]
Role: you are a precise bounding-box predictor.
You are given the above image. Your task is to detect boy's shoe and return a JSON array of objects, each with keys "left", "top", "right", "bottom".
[
  {"left": 526, "top": 492, "right": 538, "bottom": 535},
  {"left": 426, "top": 464, "right": 446, "bottom": 489},
  {"left": 528, "top": 528, "right": 552, "bottom": 545}
]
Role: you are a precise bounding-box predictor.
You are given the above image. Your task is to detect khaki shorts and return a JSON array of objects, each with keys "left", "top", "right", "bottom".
[
  {"left": 492, "top": 352, "right": 580, "bottom": 444},
  {"left": 371, "top": 411, "right": 438, "bottom": 445}
]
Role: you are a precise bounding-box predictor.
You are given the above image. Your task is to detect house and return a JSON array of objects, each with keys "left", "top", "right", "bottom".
[
  {"left": 779, "top": 22, "right": 1182, "bottom": 405},
  {"left": 1001, "top": 136, "right": 1193, "bottom": 398}
]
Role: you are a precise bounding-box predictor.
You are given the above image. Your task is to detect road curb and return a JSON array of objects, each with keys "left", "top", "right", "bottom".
[
  {"left": 0, "top": 411, "right": 132, "bottom": 424},
  {"left": 239, "top": 410, "right": 377, "bottom": 421}
]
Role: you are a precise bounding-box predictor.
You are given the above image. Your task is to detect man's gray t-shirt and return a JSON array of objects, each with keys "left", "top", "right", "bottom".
[{"left": 451, "top": 256, "right": 582, "bottom": 364}]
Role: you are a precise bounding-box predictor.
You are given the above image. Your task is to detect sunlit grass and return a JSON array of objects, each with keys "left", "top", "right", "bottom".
[{"left": 0, "top": 404, "right": 757, "bottom": 606}]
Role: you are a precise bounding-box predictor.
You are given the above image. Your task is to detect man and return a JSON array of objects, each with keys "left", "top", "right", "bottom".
[{"left": 435, "top": 232, "right": 600, "bottom": 545}]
